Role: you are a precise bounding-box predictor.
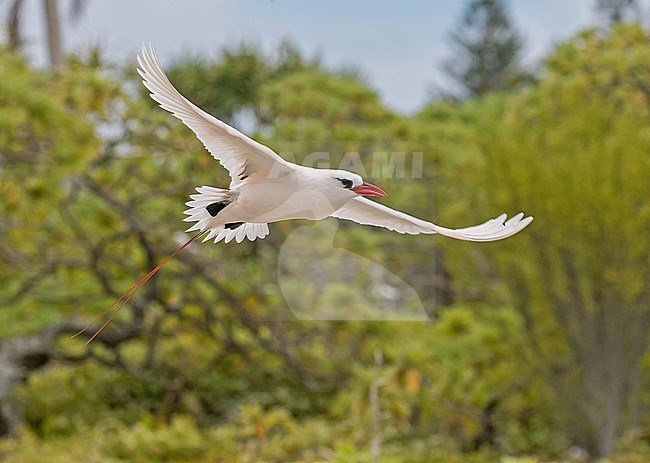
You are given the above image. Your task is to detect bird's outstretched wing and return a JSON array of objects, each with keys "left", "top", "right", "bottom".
[
  {"left": 137, "top": 46, "right": 293, "bottom": 186},
  {"left": 331, "top": 197, "right": 533, "bottom": 242}
]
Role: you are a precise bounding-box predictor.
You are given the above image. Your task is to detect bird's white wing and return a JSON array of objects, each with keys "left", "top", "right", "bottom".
[
  {"left": 137, "top": 46, "right": 293, "bottom": 186},
  {"left": 331, "top": 197, "right": 533, "bottom": 242}
]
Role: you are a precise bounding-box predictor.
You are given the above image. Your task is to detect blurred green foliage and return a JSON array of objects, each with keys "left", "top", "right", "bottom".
[
  {"left": 1, "top": 25, "right": 650, "bottom": 463},
  {"left": 436, "top": 23, "right": 650, "bottom": 457}
]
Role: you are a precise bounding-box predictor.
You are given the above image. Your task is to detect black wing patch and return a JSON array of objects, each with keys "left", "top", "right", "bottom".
[
  {"left": 225, "top": 222, "right": 244, "bottom": 230},
  {"left": 207, "top": 201, "right": 229, "bottom": 217}
]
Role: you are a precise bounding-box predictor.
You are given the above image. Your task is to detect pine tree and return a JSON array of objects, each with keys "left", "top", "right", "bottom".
[
  {"left": 595, "top": 0, "right": 641, "bottom": 25},
  {"left": 443, "top": 0, "right": 529, "bottom": 100}
]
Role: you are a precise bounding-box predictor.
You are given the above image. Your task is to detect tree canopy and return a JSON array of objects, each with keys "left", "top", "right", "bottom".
[{"left": 434, "top": 23, "right": 650, "bottom": 458}]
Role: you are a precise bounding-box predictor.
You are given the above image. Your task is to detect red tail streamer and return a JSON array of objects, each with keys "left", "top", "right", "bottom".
[{"left": 73, "top": 231, "right": 204, "bottom": 344}]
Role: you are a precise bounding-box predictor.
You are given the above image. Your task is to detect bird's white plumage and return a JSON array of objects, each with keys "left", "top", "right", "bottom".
[
  {"left": 331, "top": 197, "right": 533, "bottom": 241},
  {"left": 181, "top": 185, "right": 269, "bottom": 243},
  {"left": 138, "top": 46, "right": 292, "bottom": 187},
  {"left": 201, "top": 222, "right": 269, "bottom": 244},
  {"left": 137, "top": 45, "right": 533, "bottom": 244}
]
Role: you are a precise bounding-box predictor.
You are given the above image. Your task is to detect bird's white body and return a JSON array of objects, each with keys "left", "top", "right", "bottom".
[
  {"left": 222, "top": 167, "right": 356, "bottom": 223},
  {"left": 137, "top": 46, "right": 533, "bottom": 244}
]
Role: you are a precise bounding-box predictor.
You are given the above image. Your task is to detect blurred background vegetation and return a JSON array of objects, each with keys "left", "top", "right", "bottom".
[{"left": 1, "top": 0, "right": 650, "bottom": 462}]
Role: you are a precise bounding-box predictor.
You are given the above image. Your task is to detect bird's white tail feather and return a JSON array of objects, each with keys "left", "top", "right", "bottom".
[{"left": 183, "top": 186, "right": 269, "bottom": 243}]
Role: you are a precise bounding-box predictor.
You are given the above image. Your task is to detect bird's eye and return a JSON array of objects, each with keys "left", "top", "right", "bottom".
[{"left": 336, "top": 178, "right": 353, "bottom": 189}]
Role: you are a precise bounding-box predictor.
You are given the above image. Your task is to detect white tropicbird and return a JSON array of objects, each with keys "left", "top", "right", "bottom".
[{"left": 76, "top": 46, "right": 533, "bottom": 343}]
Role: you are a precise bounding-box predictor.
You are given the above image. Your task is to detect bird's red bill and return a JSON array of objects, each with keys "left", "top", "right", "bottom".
[{"left": 352, "top": 182, "right": 386, "bottom": 198}]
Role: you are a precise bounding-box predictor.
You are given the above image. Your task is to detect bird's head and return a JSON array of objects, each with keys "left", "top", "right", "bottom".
[{"left": 329, "top": 170, "right": 386, "bottom": 198}]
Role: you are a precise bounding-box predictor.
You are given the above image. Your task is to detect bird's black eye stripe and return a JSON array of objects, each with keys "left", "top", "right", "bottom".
[{"left": 336, "top": 178, "right": 353, "bottom": 189}]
